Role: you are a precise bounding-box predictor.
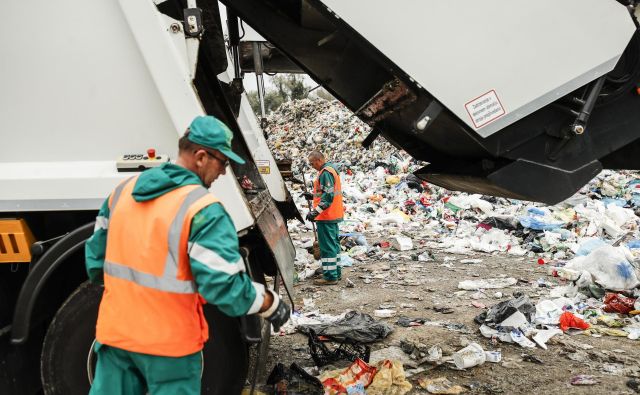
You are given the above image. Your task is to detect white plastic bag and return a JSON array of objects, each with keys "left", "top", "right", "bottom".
[{"left": 565, "top": 245, "right": 639, "bottom": 290}]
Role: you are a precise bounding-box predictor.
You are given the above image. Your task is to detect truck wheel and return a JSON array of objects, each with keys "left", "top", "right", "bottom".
[
  {"left": 41, "top": 281, "right": 102, "bottom": 395},
  {"left": 41, "top": 282, "right": 252, "bottom": 394},
  {"left": 201, "top": 305, "right": 250, "bottom": 394}
]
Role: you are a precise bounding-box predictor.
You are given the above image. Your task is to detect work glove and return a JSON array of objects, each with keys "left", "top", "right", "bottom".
[
  {"left": 306, "top": 210, "right": 319, "bottom": 222},
  {"left": 259, "top": 291, "right": 291, "bottom": 332},
  {"left": 302, "top": 192, "right": 314, "bottom": 201}
]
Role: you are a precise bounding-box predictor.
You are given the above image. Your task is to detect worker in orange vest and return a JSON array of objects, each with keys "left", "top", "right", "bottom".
[
  {"left": 305, "top": 151, "right": 344, "bottom": 285},
  {"left": 85, "top": 115, "right": 290, "bottom": 394}
]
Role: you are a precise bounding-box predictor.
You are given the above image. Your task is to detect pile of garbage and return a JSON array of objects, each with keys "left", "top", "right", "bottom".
[
  {"left": 264, "top": 99, "right": 640, "bottom": 386},
  {"left": 266, "top": 99, "right": 640, "bottom": 279},
  {"left": 472, "top": 245, "right": 640, "bottom": 351}
]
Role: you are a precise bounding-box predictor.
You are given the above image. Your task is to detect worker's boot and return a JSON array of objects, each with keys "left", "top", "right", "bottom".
[{"left": 313, "top": 278, "right": 339, "bottom": 286}]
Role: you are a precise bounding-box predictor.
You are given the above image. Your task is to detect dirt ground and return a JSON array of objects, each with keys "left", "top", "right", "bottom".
[{"left": 265, "top": 241, "right": 640, "bottom": 394}]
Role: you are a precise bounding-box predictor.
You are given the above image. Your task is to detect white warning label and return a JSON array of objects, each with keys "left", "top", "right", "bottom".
[{"left": 464, "top": 90, "right": 506, "bottom": 129}]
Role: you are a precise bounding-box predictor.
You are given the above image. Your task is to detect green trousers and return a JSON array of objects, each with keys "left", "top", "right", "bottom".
[
  {"left": 89, "top": 343, "right": 202, "bottom": 395},
  {"left": 317, "top": 221, "right": 341, "bottom": 281}
]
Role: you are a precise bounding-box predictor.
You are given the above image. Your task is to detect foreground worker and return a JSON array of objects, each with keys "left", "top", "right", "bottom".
[
  {"left": 85, "top": 115, "right": 290, "bottom": 394},
  {"left": 305, "top": 151, "right": 344, "bottom": 285}
]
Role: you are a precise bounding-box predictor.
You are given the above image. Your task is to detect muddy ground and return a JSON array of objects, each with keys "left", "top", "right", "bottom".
[{"left": 265, "top": 240, "right": 640, "bottom": 394}]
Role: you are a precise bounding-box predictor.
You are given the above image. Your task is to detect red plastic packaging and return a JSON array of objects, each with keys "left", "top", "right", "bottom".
[
  {"left": 603, "top": 293, "right": 637, "bottom": 314},
  {"left": 559, "top": 312, "right": 590, "bottom": 331}
]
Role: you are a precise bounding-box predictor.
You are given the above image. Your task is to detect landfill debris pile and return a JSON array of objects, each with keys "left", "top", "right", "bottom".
[
  {"left": 266, "top": 99, "right": 640, "bottom": 272},
  {"left": 262, "top": 99, "right": 640, "bottom": 393}
]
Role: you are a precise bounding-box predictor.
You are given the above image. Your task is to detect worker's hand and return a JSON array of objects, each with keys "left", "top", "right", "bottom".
[
  {"left": 302, "top": 192, "right": 314, "bottom": 201},
  {"left": 259, "top": 291, "right": 290, "bottom": 332},
  {"left": 306, "top": 210, "right": 319, "bottom": 222}
]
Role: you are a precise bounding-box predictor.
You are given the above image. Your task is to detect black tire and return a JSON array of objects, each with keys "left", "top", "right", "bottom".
[
  {"left": 41, "top": 281, "right": 251, "bottom": 395},
  {"left": 41, "top": 281, "right": 102, "bottom": 395},
  {"left": 201, "top": 305, "right": 250, "bottom": 394}
]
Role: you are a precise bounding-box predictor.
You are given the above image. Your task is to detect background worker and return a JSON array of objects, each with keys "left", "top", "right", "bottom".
[
  {"left": 305, "top": 151, "right": 344, "bottom": 285},
  {"left": 85, "top": 115, "right": 290, "bottom": 394}
]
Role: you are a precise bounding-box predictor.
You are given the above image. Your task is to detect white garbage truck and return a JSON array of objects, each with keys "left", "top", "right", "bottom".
[
  {"left": 0, "top": 1, "right": 297, "bottom": 394},
  {"left": 1, "top": 0, "right": 639, "bottom": 394}
]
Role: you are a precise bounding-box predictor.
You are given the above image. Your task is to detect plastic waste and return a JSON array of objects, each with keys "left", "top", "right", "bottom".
[
  {"left": 570, "top": 375, "right": 599, "bottom": 386},
  {"left": 485, "top": 350, "right": 502, "bottom": 363},
  {"left": 374, "top": 309, "right": 397, "bottom": 318},
  {"left": 602, "top": 293, "right": 636, "bottom": 314},
  {"left": 565, "top": 245, "right": 639, "bottom": 291},
  {"left": 499, "top": 311, "right": 528, "bottom": 329},
  {"left": 266, "top": 362, "right": 324, "bottom": 394},
  {"left": 418, "top": 377, "right": 465, "bottom": 394},
  {"left": 366, "top": 360, "right": 412, "bottom": 395},
  {"left": 458, "top": 277, "right": 517, "bottom": 290},
  {"left": 532, "top": 329, "right": 563, "bottom": 350},
  {"left": 558, "top": 312, "right": 590, "bottom": 332},
  {"left": 510, "top": 329, "right": 536, "bottom": 348},
  {"left": 320, "top": 358, "right": 377, "bottom": 395},
  {"left": 478, "top": 294, "right": 536, "bottom": 325},
  {"left": 453, "top": 342, "right": 486, "bottom": 369},
  {"left": 297, "top": 311, "right": 394, "bottom": 343},
  {"left": 390, "top": 236, "right": 413, "bottom": 251},
  {"left": 575, "top": 237, "right": 608, "bottom": 256}
]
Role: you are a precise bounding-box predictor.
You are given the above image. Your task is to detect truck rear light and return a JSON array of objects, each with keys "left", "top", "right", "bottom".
[{"left": 0, "top": 219, "right": 35, "bottom": 263}]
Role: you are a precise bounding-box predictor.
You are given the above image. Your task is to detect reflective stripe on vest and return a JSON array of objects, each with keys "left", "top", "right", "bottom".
[
  {"left": 97, "top": 179, "right": 220, "bottom": 356},
  {"left": 105, "top": 183, "right": 209, "bottom": 294},
  {"left": 312, "top": 165, "right": 344, "bottom": 221}
]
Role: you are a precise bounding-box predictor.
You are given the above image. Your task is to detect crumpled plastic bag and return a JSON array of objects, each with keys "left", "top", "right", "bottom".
[
  {"left": 297, "top": 311, "right": 394, "bottom": 343},
  {"left": 366, "top": 360, "right": 412, "bottom": 395},
  {"left": 559, "top": 312, "right": 590, "bottom": 331},
  {"left": 519, "top": 207, "right": 565, "bottom": 230},
  {"left": 266, "top": 362, "right": 323, "bottom": 394},
  {"left": 321, "top": 359, "right": 411, "bottom": 395},
  {"left": 603, "top": 293, "right": 637, "bottom": 314},
  {"left": 475, "top": 294, "right": 535, "bottom": 325},
  {"left": 321, "top": 358, "right": 376, "bottom": 395},
  {"left": 564, "top": 245, "right": 639, "bottom": 291}
]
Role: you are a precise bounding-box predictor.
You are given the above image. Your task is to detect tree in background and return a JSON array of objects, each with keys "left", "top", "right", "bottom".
[{"left": 247, "top": 74, "right": 313, "bottom": 114}]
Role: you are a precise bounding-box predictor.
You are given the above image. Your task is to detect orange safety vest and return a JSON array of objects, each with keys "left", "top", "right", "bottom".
[
  {"left": 312, "top": 165, "right": 344, "bottom": 221},
  {"left": 96, "top": 177, "right": 218, "bottom": 357}
]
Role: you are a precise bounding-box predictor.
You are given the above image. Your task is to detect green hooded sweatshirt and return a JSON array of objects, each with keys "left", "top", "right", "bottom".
[{"left": 85, "top": 163, "right": 264, "bottom": 317}]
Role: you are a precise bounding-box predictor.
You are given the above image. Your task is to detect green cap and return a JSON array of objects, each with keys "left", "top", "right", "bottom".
[{"left": 188, "top": 115, "right": 245, "bottom": 164}]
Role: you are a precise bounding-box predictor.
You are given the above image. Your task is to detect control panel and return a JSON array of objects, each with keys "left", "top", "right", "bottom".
[{"left": 116, "top": 149, "right": 169, "bottom": 172}]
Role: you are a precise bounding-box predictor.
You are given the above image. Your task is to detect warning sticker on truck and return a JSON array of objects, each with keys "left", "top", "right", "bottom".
[
  {"left": 256, "top": 160, "right": 270, "bottom": 174},
  {"left": 464, "top": 90, "right": 506, "bottom": 129}
]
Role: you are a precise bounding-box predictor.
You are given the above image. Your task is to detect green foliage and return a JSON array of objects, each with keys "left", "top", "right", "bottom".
[{"left": 247, "top": 74, "right": 310, "bottom": 115}]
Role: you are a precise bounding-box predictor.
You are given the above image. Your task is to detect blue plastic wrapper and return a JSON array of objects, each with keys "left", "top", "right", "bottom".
[
  {"left": 626, "top": 240, "right": 640, "bottom": 249},
  {"left": 602, "top": 198, "right": 627, "bottom": 207},
  {"left": 576, "top": 238, "right": 608, "bottom": 256},
  {"left": 519, "top": 216, "right": 564, "bottom": 230}
]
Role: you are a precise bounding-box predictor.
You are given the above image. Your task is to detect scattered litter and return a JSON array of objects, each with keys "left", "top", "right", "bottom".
[
  {"left": 391, "top": 236, "right": 414, "bottom": 251},
  {"left": 374, "top": 309, "right": 397, "bottom": 318},
  {"left": 266, "top": 363, "right": 324, "bottom": 394},
  {"left": 570, "top": 375, "right": 599, "bottom": 386},
  {"left": 320, "top": 359, "right": 412, "bottom": 395},
  {"left": 458, "top": 277, "right": 517, "bottom": 290},
  {"left": 485, "top": 350, "right": 502, "bottom": 363},
  {"left": 453, "top": 342, "right": 485, "bottom": 369},
  {"left": 559, "top": 312, "right": 590, "bottom": 332},
  {"left": 418, "top": 377, "right": 465, "bottom": 394},
  {"left": 297, "top": 311, "right": 394, "bottom": 343}
]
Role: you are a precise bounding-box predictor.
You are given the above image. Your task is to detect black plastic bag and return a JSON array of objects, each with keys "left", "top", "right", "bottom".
[
  {"left": 475, "top": 294, "right": 535, "bottom": 326},
  {"left": 266, "top": 362, "right": 324, "bottom": 395},
  {"left": 297, "top": 311, "right": 393, "bottom": 343}
]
